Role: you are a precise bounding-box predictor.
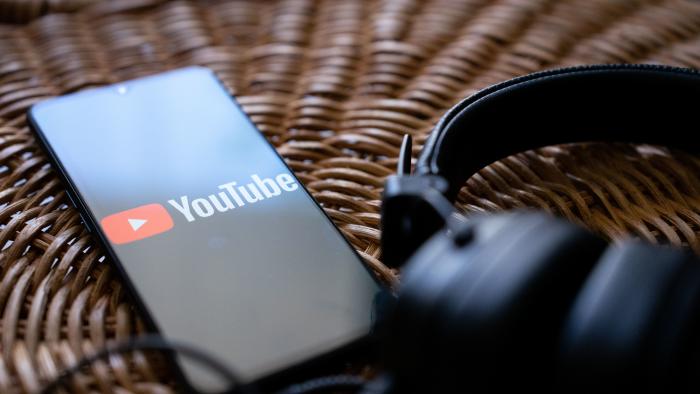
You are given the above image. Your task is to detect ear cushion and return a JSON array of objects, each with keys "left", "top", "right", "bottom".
[
  {"left": 387, "top": 211, "right": 607, "bottom": 392},
  {"left": 559, "top": 242, "right": 700, "bottom": 393},
  {"left": 437, "top": 211, "right": 606, "bottom": 392},
  {"left": 384, "top": 213, "right": 517, "bottom": 391}
]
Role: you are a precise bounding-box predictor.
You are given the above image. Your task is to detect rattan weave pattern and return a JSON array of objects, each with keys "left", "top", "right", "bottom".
[
  {"left": 1, "top": 0, "right": 700, "bottom": 392},
  {"left": 0, "top": 0, "right": 104, "bottom": 24}
]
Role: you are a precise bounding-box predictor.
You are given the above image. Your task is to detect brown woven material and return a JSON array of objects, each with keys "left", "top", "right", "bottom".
[
  {"left": 0, "top": 0, "right": 106, "bottom": 24},
  {"left": 2, "top": 0, "right": 700, "bottom": 392}
]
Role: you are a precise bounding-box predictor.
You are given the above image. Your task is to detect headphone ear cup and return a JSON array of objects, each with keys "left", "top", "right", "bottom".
[
  {"left": 438, "top": 211, "right": 606, "bottom": 392},
  {"left": 387, "top": 211, "right": 607, "bottom": 393},
  {"left": 559, "top": 242, "right": 700, "bottom": 393}
]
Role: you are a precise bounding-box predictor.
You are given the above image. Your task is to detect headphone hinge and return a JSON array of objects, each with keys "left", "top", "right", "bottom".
[{"left": 381, "top": 174, "right": 453, "bottom": 268}]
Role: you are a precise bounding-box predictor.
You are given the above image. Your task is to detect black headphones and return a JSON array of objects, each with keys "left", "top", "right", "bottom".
[{"left": 379, "top": 64, "right": 700, "bottom": 393}]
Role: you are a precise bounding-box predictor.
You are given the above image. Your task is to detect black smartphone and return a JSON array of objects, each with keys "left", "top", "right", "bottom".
[{"left": 28, "top": 67, "right": 383, "bottom": 389}]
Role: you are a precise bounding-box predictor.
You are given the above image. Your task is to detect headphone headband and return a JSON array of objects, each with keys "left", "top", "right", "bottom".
[
  {"left": 382, "top": 64, "right": 700, "bottom": 267},
  {"left": 416, "top": 64, "right": 700, "bottom": 199}
]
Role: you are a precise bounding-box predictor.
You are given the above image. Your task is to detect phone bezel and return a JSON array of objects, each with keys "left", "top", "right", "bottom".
[{"left": 26, "top": 66, "right": 388, "bottom": 391}]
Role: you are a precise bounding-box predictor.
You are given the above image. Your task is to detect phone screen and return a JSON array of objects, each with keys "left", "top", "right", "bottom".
[{"left": 28, "top": 67, "right": 382, "bottom": 386}]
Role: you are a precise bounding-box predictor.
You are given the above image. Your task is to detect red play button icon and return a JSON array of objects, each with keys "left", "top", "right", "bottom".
[{"left": 101, "top": 203, "right": 174, "bottom": 244}]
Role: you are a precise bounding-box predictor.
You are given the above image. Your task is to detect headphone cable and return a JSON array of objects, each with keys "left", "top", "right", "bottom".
[
  {"left": 38, "top": 334, "right": 257, "bottom": 394},
  {"left": 274, "top": 374, "right": 366, "bottom": 394},
  {"left": 38, "top": 335, "right": 392, "bottom": 394}
]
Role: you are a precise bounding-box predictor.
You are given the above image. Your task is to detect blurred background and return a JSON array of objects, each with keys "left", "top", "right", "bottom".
[{"left": 2, "top": 0, "right": 700, "bottom": 392}]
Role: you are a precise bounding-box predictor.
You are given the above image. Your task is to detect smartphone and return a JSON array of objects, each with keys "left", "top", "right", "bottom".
[{"left": 28, "top": 67, "right": 383, "bottom": 389}]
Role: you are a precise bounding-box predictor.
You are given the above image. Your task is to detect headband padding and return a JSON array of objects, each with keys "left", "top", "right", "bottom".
[{"left": 416, "top": 65, "right": 700, "bottom": 199}]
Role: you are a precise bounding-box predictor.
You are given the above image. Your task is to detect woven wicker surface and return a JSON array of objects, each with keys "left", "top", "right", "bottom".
[
  {"left": 0, "top": 0, "right": 104, "bottom": 24},
  {"left": 2, "top": 0, "right": 700, "bottom": 392}
]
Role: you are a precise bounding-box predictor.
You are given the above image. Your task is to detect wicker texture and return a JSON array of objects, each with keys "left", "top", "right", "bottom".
[
  {"left": 0, "top": 0, "right": 105, "bottom": 24},
  {"left": 1, "top": 0, "right": 700, "bottom": 392}
]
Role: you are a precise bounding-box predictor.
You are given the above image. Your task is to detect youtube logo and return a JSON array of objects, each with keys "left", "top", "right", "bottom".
[
  {"left": 100, "top": 173, "right": 298, "bottom": 245},
  {"left": 101, "top": 204, "right": 174, "bottom": 244}
]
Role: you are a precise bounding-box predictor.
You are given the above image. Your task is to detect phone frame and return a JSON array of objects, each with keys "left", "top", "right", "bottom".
[{"left": 26, "top": 66, "right": 387, "bottom": 391}]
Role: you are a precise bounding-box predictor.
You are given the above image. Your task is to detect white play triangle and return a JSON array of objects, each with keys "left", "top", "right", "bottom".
[{"left": 128, "top": 218, "right": 147, "bottom": 231}]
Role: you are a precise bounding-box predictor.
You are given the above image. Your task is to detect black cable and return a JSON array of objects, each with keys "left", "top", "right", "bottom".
[
  {"left": 39, "top": 334, "right": 258, "bottom": 394},
  {"left": 357, "top": 374, "right": 392, "bottom": 394},
  {"left": 39, "top": 335, "right": 391, "bottom": 394},
  {"left": 275, "top": 374, "right": 366, "bottom": 394}
]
